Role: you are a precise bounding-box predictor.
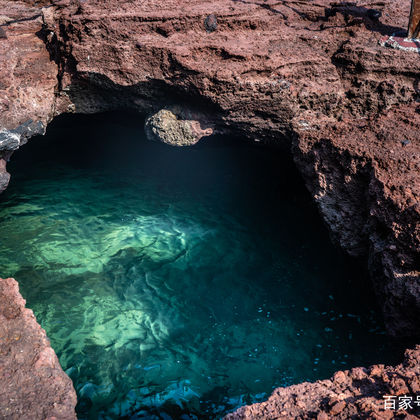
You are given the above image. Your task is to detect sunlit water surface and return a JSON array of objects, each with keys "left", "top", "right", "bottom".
[{"left": 0, "top": 113, "right": 405, "bottom": 419}]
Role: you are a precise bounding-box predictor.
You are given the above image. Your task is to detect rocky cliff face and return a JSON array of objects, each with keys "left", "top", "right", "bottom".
[
  {"left": 0, "top": 278, "right": 77, "bottom": 419},
  {"left": 0, "top": 0, "right": 418, "bottom": 418}
]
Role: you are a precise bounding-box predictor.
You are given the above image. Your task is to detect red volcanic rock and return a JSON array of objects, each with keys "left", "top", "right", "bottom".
[
  {"left": 0, "top": 1, "right": 57, "bottom": 130},
  {"left": 0, "top": 0, "right": 58, "bottom": 192},
  {"left": 0, "top": 278, "right": 77, "bottom": 419},
  {"left": 204, "top": 14, "right": 218, "bottom": 33},
  {"left": 293, "top": 105, "right": 420, "bottom": 337},
  {"left": 225, "top": 346, "right": 420, "bottom": 420},
  {"left": 0, "top": 0, "right": 418, "bottom": 417}
]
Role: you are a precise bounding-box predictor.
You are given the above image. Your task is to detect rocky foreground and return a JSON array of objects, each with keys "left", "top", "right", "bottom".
[
  {"left": 0, "top": 278, "right": 77, "bottom": 419},
  {"left": 226, "top": 345, "right": 420, "bottom": 419},
  {"left": 0, "top": 0, "right": 419, "bottom": 418}
]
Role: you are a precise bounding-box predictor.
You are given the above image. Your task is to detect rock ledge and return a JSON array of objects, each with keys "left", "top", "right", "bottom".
[
  {"left": 226, "top": 345, "right": 420, "bottom": 419},
  {"left": 0, "top": 278, "right": 77, "bottom": 420}
]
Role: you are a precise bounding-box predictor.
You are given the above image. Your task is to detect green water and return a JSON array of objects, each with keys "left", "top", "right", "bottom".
[{"left": 0, "top": 113, "right": 405, "bottom": 419}]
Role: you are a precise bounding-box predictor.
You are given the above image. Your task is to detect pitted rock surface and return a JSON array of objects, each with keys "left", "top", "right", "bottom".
[
  {"left": 0, "top": 278, "right": 77, "bottom": 420},
  {"left": 145, "top": 108, "right": 213, "bottom": 146},
  {"left": 225, "top": 345, "right": 420, "bottom": 419}
]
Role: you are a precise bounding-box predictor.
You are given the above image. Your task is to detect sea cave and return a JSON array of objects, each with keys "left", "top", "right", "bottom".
[
  {"left": 0, "top": 0, "right": 419, "bottom": 418},
  {"left": 0, "top": 112, "right": 410, "bottom": 419}
]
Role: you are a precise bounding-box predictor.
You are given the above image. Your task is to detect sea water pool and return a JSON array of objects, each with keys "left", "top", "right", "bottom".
[{"left": 0, "top": 112, "right": 406, "bottom": 419}]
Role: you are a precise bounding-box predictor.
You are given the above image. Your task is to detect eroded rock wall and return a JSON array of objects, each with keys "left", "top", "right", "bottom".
[
  {"left": 0, "top": 278, "right": 77, "bottom": 420},
  {"left": 293, "top": 106, "right": 420, "bottom": 337},
  {"left": 0, "top": 0, "right": 58, "bottom": 192}
]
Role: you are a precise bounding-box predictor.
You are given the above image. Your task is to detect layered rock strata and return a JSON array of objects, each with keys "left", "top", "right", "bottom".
[{"left": 0, "top": 278, "right": 77, "bottom": 420}]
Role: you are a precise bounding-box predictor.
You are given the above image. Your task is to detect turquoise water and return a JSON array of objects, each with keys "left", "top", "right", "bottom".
[{"left": 0, "top": 113, "right": 405, "bottom": 419}]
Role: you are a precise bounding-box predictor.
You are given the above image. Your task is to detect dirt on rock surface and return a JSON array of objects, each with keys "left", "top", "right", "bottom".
[{"left": 0, "top": 278, "right": 77, "bottom": 420}]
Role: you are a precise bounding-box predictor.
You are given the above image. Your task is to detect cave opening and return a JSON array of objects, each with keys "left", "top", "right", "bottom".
[{"left": 0, "top": 111, "right": 408, "bottom": 419}]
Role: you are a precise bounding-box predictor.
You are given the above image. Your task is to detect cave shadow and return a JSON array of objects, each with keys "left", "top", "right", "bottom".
[
  {"left": 415, "top": 79, "right": 420, "bottom": 103},
  {"left": 232, "top": 0, "right": 406, "bottom": 37},
  {"left": 317, "top": 3, "right": 406, "bottom": 37}
]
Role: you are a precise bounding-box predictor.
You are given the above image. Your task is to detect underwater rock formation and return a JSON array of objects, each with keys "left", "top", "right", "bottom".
[
  {"left": 145, "top": 108, "right": 213, "bottom": 146},
  {"left": 226, "top": 345, "right": 420, "bottom": 419},
  {"left": 0, "top": 278, "right": 77, "bottom": 420}
]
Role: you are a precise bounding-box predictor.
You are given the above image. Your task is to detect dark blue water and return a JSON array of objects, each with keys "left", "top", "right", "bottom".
[{"left": 0, "top": 112, "right": 405, "bottom": 419}]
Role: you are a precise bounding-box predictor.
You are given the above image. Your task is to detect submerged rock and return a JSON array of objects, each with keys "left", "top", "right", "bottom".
[{"left": 145, "top": 108, "right": 213, "bottom": 146}]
